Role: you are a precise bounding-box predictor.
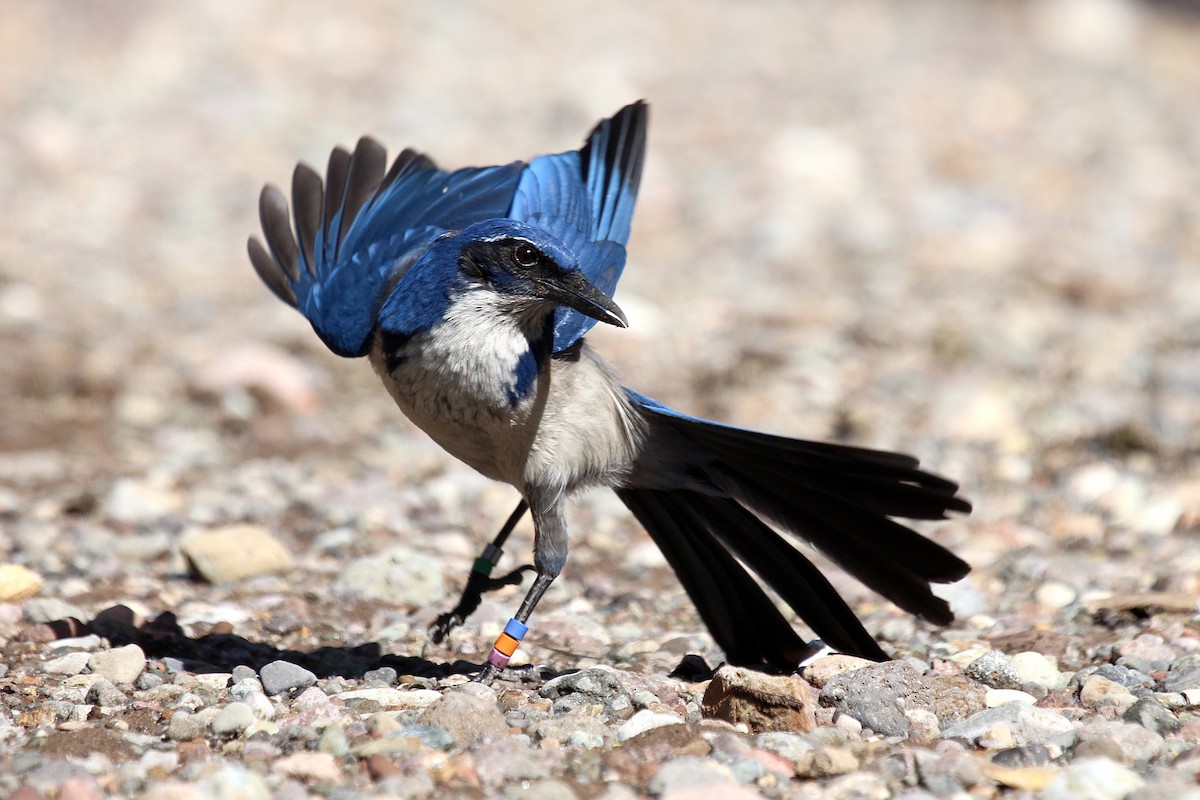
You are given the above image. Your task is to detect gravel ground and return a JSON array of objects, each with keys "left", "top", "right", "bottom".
[{"left": 3, "top": 1, "right": 1200, "bottom": 798}]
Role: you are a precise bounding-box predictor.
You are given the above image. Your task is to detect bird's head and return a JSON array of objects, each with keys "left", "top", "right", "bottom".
[{"left": 443, "top": 219, "right": 627, "bottom": 329}]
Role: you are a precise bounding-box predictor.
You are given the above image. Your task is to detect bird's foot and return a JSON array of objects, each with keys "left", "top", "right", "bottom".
[{"left": 424, "top": 565, "right": 534, "bottom": 655}]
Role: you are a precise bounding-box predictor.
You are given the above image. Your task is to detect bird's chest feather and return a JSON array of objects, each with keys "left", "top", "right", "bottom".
[{"left": 369, "top": 299, "right": 548, "bottom": 482}]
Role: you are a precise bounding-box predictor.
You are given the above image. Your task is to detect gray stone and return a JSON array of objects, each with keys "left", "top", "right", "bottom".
[
  {"left": 535, "top": 714, "right": 609, "bottom": 746},
  {"left": 1074, "top": 720, "right": 1164, "bottom": 767},
  {"left": 259, "top": 660, "right": 317, "bottom": 695},
  {"left": 24, "top": 598, "right": 86, "bottom": 624},
  {"left": 43, "top": 651, "right": 91, "bottom": 676},
  {"left": 333, "top": 544, "right": 445, "bottom": 606},
  {"left": 196, "top": 763, "right": 272, "bottom": 800},
  {"left": 89, "top": 644, "right": 146, "bottom": 685},
  {"left": 965, "top": 650, "right": 1023, "bottom": 690},
  {"left": 316, "top": 723, "right": 349, "bottom": 757},
  {"left": 990, "top": 743, "right": 1052, "bottom": 768},
  {"left": 210, "top": 702, "right": 255, "bottom": 735},
  {"left": 755, "top": 731, "right": 815, "bottom": 766},
  {"left": 418, "top": 690, "right": 508, "bottom": 747},
  {"left": 820, "top": 660, "right": 984, "bottom": 735},
  {"left": 86, "top": 679, "right": 128, "bottom": 707},
  {"left": 1040, "top": 757, "right": 1144, "bottom": 800},
  {"left": 504, "top": 778, "right": 580, "bottom": 800},
  {"left": 1122, "top": 697, "right": 1180, "bottom": 735},
  {"left": 940, "top": 700, "right": 1075, "bottom": 747},
  {"left": 649, "top": 756, "right": 736, "bottom": 794},
  {"left": 1161, "top": 655, "right": 1200, "bottom": 693},
  {"left": 540, "top": 667, "right": 633, "bottom": 720},
  {"left": 168, "top": 711, "right": 207, "bottom": 741}
]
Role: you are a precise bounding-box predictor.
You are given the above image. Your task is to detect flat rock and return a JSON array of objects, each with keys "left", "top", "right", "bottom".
[
  {"left": 181, "top": 524, "right": 293, "bottom": 583},
  {"left": 819, "top": 660, "right": 985, "bottom": 735},
  {"left": 941, "top": 700, "right": 1075, "bottom": 747}
]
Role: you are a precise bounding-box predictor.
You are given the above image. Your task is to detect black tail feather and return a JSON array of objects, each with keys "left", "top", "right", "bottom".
[
  {"left": 623, "top": 403, "right": 972, "bottom": 666},
  {"left": 617, "top": 488, "right": 890, "bottom": 666},
  {"left": 617, "top": 489, "right": 821, "bottom": 669}
]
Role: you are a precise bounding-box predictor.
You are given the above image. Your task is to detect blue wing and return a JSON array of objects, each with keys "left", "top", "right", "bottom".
[
  {"left": 509, "top": 101, "right": 648, "bottom": 352},
  {"left": 249, "top": 137, "right": 523, "bottom": 357}
]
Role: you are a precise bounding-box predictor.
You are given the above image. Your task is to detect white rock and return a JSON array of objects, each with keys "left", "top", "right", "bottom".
[
  {"left": 1012, "top": 651, "right": 1071, "bottom": 692},
  {"left": 336, "top": 687, "right": 441, "bottom": 709},
  {"left": 616, "top": 709, "right": 684, "bottom": 741},
  {"left": 44, "top": 651, "right": 91, "bottom": 676},
  {"left": 986, "top": 689, "right": 1037, "bottom": 708}
]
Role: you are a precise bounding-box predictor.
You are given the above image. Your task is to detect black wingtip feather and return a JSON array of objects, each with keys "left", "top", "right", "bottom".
[
  {"left": 291, "top": 163, "right": 324, "bottom": 277},
  {"left": 258, "top": 184, "right": 299, "bottom": 282},
  {"left": 335, "top": 137, "right": 388, "bottom": 254},
  {"left": 248, "top": 236, "right": 298, "bottom": 307},
  {"left": 321, "top": 146, "right": 351, "bottom": 256},
  {"left": 380, "top": 147, "right": 436, "bottom": 195}
]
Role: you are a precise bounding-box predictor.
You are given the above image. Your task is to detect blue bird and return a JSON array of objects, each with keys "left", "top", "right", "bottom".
[{"left": 248, "top": 102, "right": 971, "bottom": 680}]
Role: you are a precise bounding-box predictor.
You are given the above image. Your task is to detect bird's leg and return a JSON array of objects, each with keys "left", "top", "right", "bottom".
[
  {"left": 476, "top": 486, "right": 567, "bottom": 683},
  {"left": 426, "top": 500, "right": 533, "bottom": 651}
]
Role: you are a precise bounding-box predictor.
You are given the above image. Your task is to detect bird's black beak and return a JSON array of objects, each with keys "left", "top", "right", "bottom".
[{"left": 541, "top": 270, "right": 628, "bottom": 328}]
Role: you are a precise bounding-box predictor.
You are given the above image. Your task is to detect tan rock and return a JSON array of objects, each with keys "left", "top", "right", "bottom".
[{"left": 700, "top": 665, "right": 814, "bottom": 733}]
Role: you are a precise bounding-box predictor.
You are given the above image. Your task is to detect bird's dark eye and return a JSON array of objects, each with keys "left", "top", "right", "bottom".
[{"left": 514, "top": 243, "right": 539, "bottom": 268}]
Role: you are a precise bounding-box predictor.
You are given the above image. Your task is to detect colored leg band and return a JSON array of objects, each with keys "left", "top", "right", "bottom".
[
  {"left": 486, "top": 618, "right": 529, "bottom": 670},
  {"left": 471, "top": 557, "right": 494, "bottom": 577}
]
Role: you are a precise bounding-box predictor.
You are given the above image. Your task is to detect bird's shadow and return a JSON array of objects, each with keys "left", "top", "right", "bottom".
[{"left": 57, "top": 605, "right": 481, "bottom": 680}]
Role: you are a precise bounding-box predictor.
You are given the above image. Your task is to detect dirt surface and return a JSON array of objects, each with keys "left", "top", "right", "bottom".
[{"left": 2, "top": 1, "right": 1200, "bottom": 798}]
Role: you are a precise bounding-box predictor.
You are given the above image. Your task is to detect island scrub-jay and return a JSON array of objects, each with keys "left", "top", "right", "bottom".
[{"left": 248, "top": 102, "right": 971, "bottom": 680}]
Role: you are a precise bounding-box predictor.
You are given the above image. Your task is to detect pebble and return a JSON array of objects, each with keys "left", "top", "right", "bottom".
[
  {"left": 196, "top": 764, "right": 272, "bottom": 800},
  {"left": 272, "top": 752, "right": 343, "bottom": 784},
  {"left": 44, "top": 652, "right": 92, "bottom": 676},
  {"left": 965, "top": 650, "right": 1023, "bottom": 690},
  {"left": 941, "top": 700, "right": 1075, "bottom": 746},
  {"left": 181, "top": 525, "right": 294, "bottom": 583},
  {"left": 617, "top": 709, "right": 685, "bottom": 741},
  {"left": 210, "top": 702, "right": 255, "bottom": 735},
  {"left": 317, "top": 723, "right": 349, "bottom": 757},
  {"left": 1073, "top": 720, "right": 1164, "bottom": 767},
  {"left": 541, "top": 667, "right": 634, "bottom": 720},
  {"left": 701, "top": 665, "right": 814, "bottom": 733},
  {"left": 89, "top": 644, "right": 146, "bottom": 685},
  {"left": 801, "top": 654, "right": 874, "bottom": 689},
  {"left": 1011, "top": 651, "right": 1071, "bottom": 692},
  {"left": 418, "top": 690, "right": 509, "bottom": 747},
  {"left": 337, "top": 687, "right": 441, "bottom": 708},
  {"left": 1122, "top": 697, "right": 1181, "bottom": 735},
  {"left": 0, "top": 564, "right": 42, "bottom": 601},
  {"left": 1079, "top": 675, "right": 1137, "bottom": 712},
  {"left": 1040, "top": 756, "right": 1145, "bottom": 800},
  {"left": 332, "top": 544, "right": 445, "bottom": 606},
  {"left": 985, "top": 689, "right": 1037, "bottom": 707},
  {"left": 1162, "top": 655, "right": 1200, "bottom": 693},
  {"left": 649, "top": 757, "right": 736, "bottom": 794},
  {"left": 25, "top": 598, "right": 86, "bottom": 624},
  {"left": 105, "top": 478, "right": 184, "bottom": 524},
  {"left": 259, "top": 660, "right": 317, "bottom": 696}
]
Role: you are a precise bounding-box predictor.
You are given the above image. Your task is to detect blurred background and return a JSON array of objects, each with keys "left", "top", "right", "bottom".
[{"left": 1, "top": 0, "right": 1198, "bottom": 660}]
